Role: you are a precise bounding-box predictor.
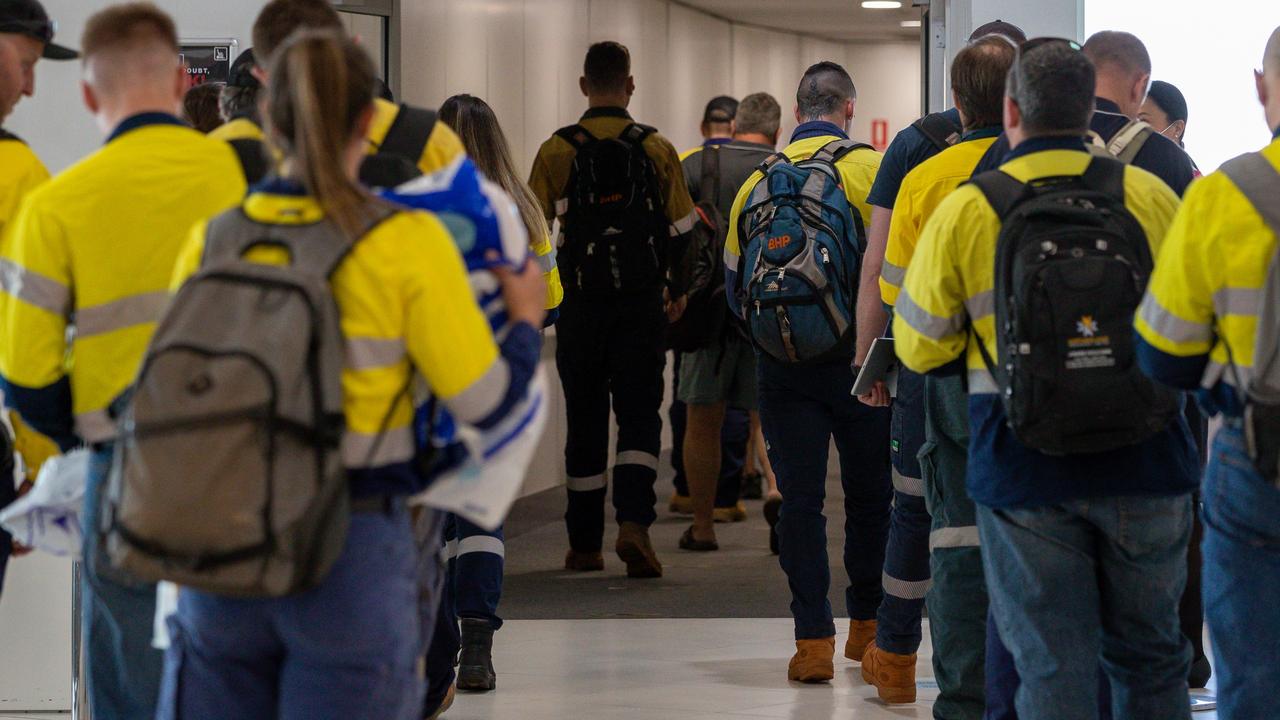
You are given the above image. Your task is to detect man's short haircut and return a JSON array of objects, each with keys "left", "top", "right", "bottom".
[
  {"left": 252, "top": 0, "right": 341, "bottom": 63},
  {"left": 1082, "top": 31, "right": 1151, "bottom": 80},
  {"left": 1266, "top": 26, "right": 1280, "bottom": 74},
  {"left": 183, "top": 82, "right": 224, "bottom": 133},
  {"left": 796, "top": 61, "right": 856, "bottom": 121},
  {"left": 1007, "top": 42, "right": 1096, "bottom": 136},
  {"left": 80, "top": 2, "right": 177, "bottom": 60},
  {"left": 583, "top": 41, "right": 631, "bottom": 94},
  {"left": 951, "top": 35, "right": 1017, "bottom": 128},
  {"left": 969, "top": 20, "right": 1026, "bottom": 45},
  {"left": 735, "top": 92, "right": 781, "bottom": 138},
  {"left": 219, "top": 83, "right": 259, "bottom": 123}
]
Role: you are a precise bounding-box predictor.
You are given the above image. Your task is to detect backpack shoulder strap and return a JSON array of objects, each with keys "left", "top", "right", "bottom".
[
  {"left": 810, "top": 139, "right": 875, "bottom": 166},
  {"left": 227, "top": 138, "right": 271, "bottom": 186},
  {"left": 699, "top": 144, "right": 722, "bottom": 206},
  {"left": 758, "top": 151, "right": 791, "bottom": 175},
  {"left": 1221, "top": 152, "right": 1280, "bottom": 238},
  {"left": 379, "top": 104, "right": 437, "bottom": 167},
  {"left": 621, "top": 122, "right": 657, "bottom": 146},
  {"left": 912, "top": 113, "right": 962, "bottom": 152},
  {"left": 1108, "top": 120, "right": 1155, "bottom": 164},
  {"left": 969, "top": 170, "right": 1030, "bottom": 221},
  {"left": 554, "top": 124, "right": 595, "bottom": 151},
  {"left": 1079, "top": 156, "right": 1128, "bottom": 200}
]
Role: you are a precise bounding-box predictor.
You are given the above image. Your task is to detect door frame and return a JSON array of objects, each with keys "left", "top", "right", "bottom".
[{"left": 331, "top": 0, "right": 401, "bottom": 99}]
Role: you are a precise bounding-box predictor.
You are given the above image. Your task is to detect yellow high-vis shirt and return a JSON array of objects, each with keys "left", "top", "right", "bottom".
[
  {"left": 0, "top": 132, "right": 50, "bottom": 240},
  {"left": 0, "top": 116, "right": 247, "bottom": 445},
  {"left": 172, "top": 191, "right": 503, "bottom": 470},
  {"left": 880, "top": 134, "right": 998, "bottom": 307},
  {"left": 893, "top": 147, "right": 1179, "bottom": 391},
  {"left": 208, "top": 116, "right": 265, "bottom": 143},
  {"left": 723, "top": 134, "right": 881, "bottom": 287},
  {"left": 1135, "top": 136, "right": 1280, "bottom": 404}
]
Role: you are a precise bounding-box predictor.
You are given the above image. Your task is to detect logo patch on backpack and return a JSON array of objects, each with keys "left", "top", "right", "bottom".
[{"left": 767, "top": 234, "right": 793, "bottom": 251}]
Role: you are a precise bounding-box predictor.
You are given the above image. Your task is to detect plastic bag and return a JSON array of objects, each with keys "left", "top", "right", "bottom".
[{"left": 0, "top": 449, "right": 89, "bottom": 559}]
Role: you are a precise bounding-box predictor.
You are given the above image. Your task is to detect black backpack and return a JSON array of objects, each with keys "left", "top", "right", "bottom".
[
  {"left": 555, "top": 123, "right": 667, "bottom": 294},
  {"left": 359, "top": 104, "right": 437, "bottom": 188},
  {"left": 667, "top": 146, "right": 728, "bottom": 352},
  {"left": 970, "top": 156, "right": 1178, "bottom": 455},
  {"left": 913, "top": 112, "right": 962, "bottom": 153}
]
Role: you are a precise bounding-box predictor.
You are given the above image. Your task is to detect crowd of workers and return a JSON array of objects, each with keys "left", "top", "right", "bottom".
[{"left": 0, "top": 0, "right": 1276, "bottom": 719}]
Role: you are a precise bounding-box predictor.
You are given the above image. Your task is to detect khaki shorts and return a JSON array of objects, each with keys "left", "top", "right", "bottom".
[{"left": 677, "top": 333, "right": 758, "bottom": 410}]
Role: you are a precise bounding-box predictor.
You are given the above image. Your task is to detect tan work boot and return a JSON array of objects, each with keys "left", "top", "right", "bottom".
[
  {"left": 861, "top": 643, "right": 918, "bottom": 703},
  {"left": 845, "top": 619, "right": 877, "bottom": 661},
  {"left": 712, "top": 501, "right": 748, "bottom": 523},
  {"left": 668, "top": 493, "right": 693, "bottom": 515},
  {"left": 788, "top": 637, "right": 836, "bottom": 683},
  {"left": 615, "top": 522, "right": 663, "bottom": 578},
  {"left": 564, "top": 549, "right": 604, "bottom": 572}
]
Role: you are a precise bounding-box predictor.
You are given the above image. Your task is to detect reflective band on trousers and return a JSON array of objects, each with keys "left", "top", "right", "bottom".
[
  {"left": 344, "top": 337, "right": 406, "bottom": 371},
  {"left": 77, "top": 291, "right": 170, "bottom": 338},
  {"left": 0, "top": 259, "right": 70, "bottom": 316},
  {"left": 929, "top": 526, "right": 980, "bottom": 552},
  {"left": 76, "top": 409, "right": 117, "bottom": 444},
  {"left": 441, "top": 535, "right": 506, "bottom": 561},
  {"left": 615, "top": 450, "right": 658, "bottom": 470},
  {"left": 882, "top": 571, "right": 932, "bottom": 600},
  {"left": 892, "top": 467, "right": 925, "bottom": 497},
  {"left": 567, "top": 474, "right": 607, "bottom": 492}
]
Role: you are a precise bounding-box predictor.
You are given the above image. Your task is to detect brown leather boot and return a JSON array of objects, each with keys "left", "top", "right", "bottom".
[
  {"left": 861, "top": 643, "right": 918, "bottom": 703},
  {"left": 845, "top": 619, "right": 877, "bottom": 661},
  {"left": 787, "top": 637, "right": 835, "bottom": 683},
  {"left": 564, "top": 549, "right": 604, "bottom": 572},
  {"left": 615, "top": 522, "right": 663, "bottom": 578}
]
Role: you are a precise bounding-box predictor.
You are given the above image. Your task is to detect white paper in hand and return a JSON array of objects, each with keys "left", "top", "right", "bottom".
[{"left": 0, "top": 449, "right": 89, "bottom": 559}]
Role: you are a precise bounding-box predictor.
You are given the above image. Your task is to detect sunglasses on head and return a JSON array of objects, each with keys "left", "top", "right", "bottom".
[{"left": 0, "top": 19, "right": 56, "bottom": 44}]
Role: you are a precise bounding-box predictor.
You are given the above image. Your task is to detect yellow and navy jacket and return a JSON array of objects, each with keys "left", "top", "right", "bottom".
[
  {"left": 894, "top": 138, "right": 1197, "bottom": 508},
  {"left": 724, "top": 121, "right": 882, "bottom": 315},
  {"left": 0, "top": 114, "right": 247, "bottom": 449},
  {"left": 0, "top": 130, "right": 50, "bottom": 240},
  {"left": 879, "top": 127, "right": 1000, "bottom": 307},
  {"left": 173, "top": 179, "right": 541, "bottom": 496},
  {"left": 528, "top": 106, "right": 697, "bottom": 297},
  {"left": 1136, "top": 131, "right": 1280, "bottom": 417}
]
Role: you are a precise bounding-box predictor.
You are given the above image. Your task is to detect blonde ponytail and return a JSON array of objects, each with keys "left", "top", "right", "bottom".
[{"left": 266, "top": 31, "right": 379, "bottom": 239}]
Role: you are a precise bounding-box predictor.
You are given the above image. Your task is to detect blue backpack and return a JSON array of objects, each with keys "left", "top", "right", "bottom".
[{"left": 738, "top": 139, "right": 870, "bottom": 363}]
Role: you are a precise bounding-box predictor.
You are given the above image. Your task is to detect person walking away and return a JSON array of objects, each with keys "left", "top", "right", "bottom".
[
  {"left": 147, "top": 31, "right": 545, "bottom": 719},
  {"left": 1134, "top": 26, "right": 1280, "bottom": 718},
  {"left": 0, "top": 5, "right": 246, "bottom": 717},
  {"left": 895, "top": 42, "right": 1196, "bottom": 720},
  {"left": 675, "top": 92, "right": 782, "bottom": 551},
  {"left": 724, "top": 61, "right": 891, "bottom": 683},
  {"left": 856, "top": 35, "right": 1016, "bottom": 713},
  {"left": 529, "top": 41, "right": 697, "bottom": 579},
  {"left": 0, "top": 0, "right": 77, "bottom": 600}
]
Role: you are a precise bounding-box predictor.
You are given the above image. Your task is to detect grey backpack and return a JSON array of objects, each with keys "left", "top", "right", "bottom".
[{"left": 101, "top": 205, "right": 393, "bottom": 598}]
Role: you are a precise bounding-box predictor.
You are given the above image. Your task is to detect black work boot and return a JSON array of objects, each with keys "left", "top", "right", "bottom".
[{"left": 456, "top": 618, "right": 497, "bottom": 691}]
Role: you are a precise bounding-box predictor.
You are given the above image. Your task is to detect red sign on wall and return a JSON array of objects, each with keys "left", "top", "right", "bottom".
[{"left": 871, "top": 119, "right": 890, "bottom": 152}]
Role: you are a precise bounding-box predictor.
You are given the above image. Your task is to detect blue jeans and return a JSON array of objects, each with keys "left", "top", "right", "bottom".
[
  {"left": 82, "top": 445, "right": 163, "bottom": 720},
  {"left": 758, "top": 355, "right": 892, "bottom": 640},
  {"left": 977, "top": 493, "right": 1192, "bottom": 720},
  {"left": 158, "top": 505, "right": 425, "bottom": 720},
  {"left": 1202, "top": 424, "right": 1280, "bottom": 719}
]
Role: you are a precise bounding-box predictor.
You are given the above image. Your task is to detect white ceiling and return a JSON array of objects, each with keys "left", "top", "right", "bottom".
[{"left": 673, "top": 0, "right": 923, "bottom": 43}]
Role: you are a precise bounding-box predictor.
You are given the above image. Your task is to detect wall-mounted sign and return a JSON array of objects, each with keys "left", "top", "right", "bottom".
[
  {"left": 179, "top": 39, "right": 238, "bottom": 88},
  {"left": 871, "top": 119, "right": 890, "bottom": 152}
]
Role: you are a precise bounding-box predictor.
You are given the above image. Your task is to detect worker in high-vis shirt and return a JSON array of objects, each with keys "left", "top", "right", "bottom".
[
  {"left": 248, "top": 0, "right": 466, "bottom": 179},
  {"left": 857, "top": 35, "right": 1014, "bottom": 716},
  {"left": 208, "top": 47, "right": 263, "bottom": 142},
  {"left": 528, "top": 41, "right": 696, "bottom": 580},
  {"left": 0, "top": 0, "right": 78, "bottom": 602},
  {"left": 1134, "top": 27, "right": 1280, "bottom": 720},
  {"left": 895, "top": 43, "right": 1196, "bottom": 719},
  {"left": 0, "top": 7, "right": 246, "bottom": 719},
  {"left": 159, "top": 34, "right": 545, "bottom": 720},
  {"left": 724, "top": 61, "right": 891, "bottom": 685}
]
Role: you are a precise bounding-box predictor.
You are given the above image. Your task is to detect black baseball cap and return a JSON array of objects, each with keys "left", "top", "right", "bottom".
[
  {"left": 0, "top": 0, "right": 78, "bottom": 60},
  {"left": 702, "top": 95, "right": 738, "bottom": 124},
  {"left": 227, "top": 48, "right": 260, "bottom": 89},
  {"left": 970, "top": 20, "right": 1027, "bottom": 45}
]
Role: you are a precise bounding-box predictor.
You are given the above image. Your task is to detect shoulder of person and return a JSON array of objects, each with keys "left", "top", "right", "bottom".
[
  {"left": 838, "top": 143, "right": 883, "bottom": 169},
  {"left": 1119, "top": 162, "right": 1180, "bottom": 208},
  {"left": 639, "top": 126, "right": 680, "bottom": 157}
]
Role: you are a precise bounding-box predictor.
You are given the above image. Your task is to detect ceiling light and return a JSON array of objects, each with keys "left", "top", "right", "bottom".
[
  {"left": 900, "top": 19, "right": 922, "bottom": 27},
  {"left": 862, "top": 1, "right": 903, "bottom": 8}
]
